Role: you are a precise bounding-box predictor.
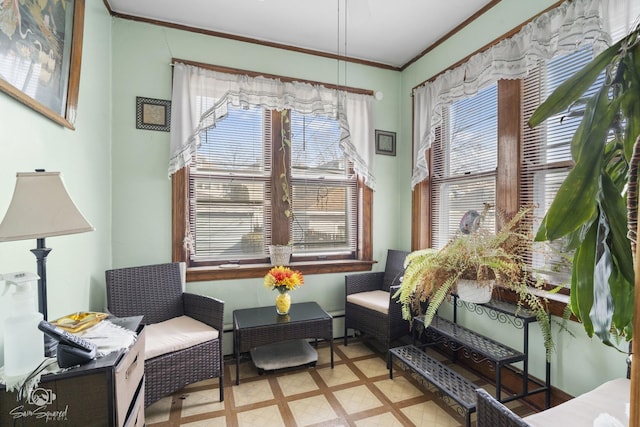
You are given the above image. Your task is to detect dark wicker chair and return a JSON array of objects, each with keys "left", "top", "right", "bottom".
[
  {"left": 344, "top": 249, "right": 410, "bottom": 350},
  {"left": 476, "top": 388, "right": 531, "bottom": 427},
  {"left": 106, "top": 262, "right": 224, "bottom": 407}
]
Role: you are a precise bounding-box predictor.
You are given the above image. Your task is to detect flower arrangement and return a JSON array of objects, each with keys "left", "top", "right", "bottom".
[{"left": 264, "top": 266, "right": 304, "bottom": 293}]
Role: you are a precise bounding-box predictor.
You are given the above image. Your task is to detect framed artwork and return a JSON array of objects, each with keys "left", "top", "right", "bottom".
[
  {"left": 0, "top": 0, "right": 85, "bottom": 129},
  {"left": 136, "top": 97, "right": 171, "bottom": 132},
  {"left": 375, "top": 130, "right": 396, "bottom": 156}
]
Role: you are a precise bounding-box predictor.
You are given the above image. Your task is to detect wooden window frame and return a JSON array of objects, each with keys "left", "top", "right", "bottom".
[
  {"left": 172, "top": 112, "right": 374, "bottom": 282},
  {"left": 412, "top": 79, "right": 569, "bottom": 318}
]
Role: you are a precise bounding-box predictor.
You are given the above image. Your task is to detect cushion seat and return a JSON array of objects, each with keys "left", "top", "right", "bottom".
[
  {"left": 344, "top": 249, "right": 410, "bottom": 350},
  {"left": 145, "top": 315, "right": 220, "bottom": 360},
  {"left": 106, "top": 262, "right": 224, "bottom": 407},
  {"left": 346, "top": 290, "right": 390, "bottom": 314}
]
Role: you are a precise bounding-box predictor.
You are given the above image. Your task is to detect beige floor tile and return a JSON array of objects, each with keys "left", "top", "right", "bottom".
[
  {"left": 354, "top": 412, "right": 404, "bottom": 427},
  {"left": 288, "top": 394, "right": 338, "bottom": 425},
  {"left": 339, "top": 342, "right": 375, "bottom": 359},
  {"left": 145, "top": 340, "right": 529, "bottom": 426},
  {"left": 237, "top": 405, "right": 285, "bottom": 427},
  {"left": 180, "top": 389, "right": 226, "bottom": 417},
  {"left": 317, "top": 364, "right": 360, "bottom": 387},
  {"left": 230, "top": 361, "right": 262, "bottom": 382},
  {"left": 318, "top": 345, "right": 341, "bottom": 364},
  {"left": 232, "top": 379, "right": 275, "bottom": 407},
  {"left": 183, "top": 377, "right": 219, "bottom": 390},
  {"left": 277, "top": 371, "right": 319, "bottom": 396},
  {"left": 354, "top": 357, "right": 389, "bottom": 378},
  {"left": 333, "top": 385, "right": 383, "bottom": 414},
  {"left": 183, "top": 416, "right": 227, "bottom": 426},
  {"left": 373, "top": 376, "right": 424, "bottom": 402},
  {"left": 401, "top": 401, "right": 460, "bottom": 427},
  {"left": 145, "top": 396, "right": 172, "bottom": 423}
]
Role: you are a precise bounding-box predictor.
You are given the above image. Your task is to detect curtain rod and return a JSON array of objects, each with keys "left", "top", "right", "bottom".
[{"left": 171, "top": 58, "right": 374, "bottom": 97}]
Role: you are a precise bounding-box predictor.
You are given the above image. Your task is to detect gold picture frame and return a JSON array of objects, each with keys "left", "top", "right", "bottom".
[{"left": 0, "top": 0, "right": 85, "bottom": 129}]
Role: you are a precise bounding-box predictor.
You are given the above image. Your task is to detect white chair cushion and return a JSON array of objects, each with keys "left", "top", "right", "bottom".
[
  {"left": 144, "top": 315, "right": 219, "bottom": 360},
  {"left": 347, "top": 290, "right": 390, "bottom": 314},
  {"left": 523, "top": 378, "right": 630, "bottom": 426}
]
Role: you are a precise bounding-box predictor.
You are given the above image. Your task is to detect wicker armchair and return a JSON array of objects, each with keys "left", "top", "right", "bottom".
[
  {"left": 344, "top": 249, "right": 410, "bottom": 349},
  {"left": 106, "top": 262, "right": 224, "bottom": 407},
  {"left": 476, "top": 388, "right": 531, "bottom": 427}
]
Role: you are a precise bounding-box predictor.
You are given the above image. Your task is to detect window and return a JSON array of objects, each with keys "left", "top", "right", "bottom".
[
  {"left": 289, "top": 111, "right": 358, "bottom": 256},
  {"left": 174, "top": 102, "right": 372, "bottom": 280},
  {"left": 189, "top": 105, "right": 271, "bottom": 262},
  {"left": 521, "top": 46, "right": 605, "bottom": 285},
  {"left": 431, "top": 84, "right": 498, "bottom": 249},
  {"left": 425, "top": 48, "right": 602, "bottom": 289},
  {"left": 413, "top": 5, "right": 640, "bottom": 315}
]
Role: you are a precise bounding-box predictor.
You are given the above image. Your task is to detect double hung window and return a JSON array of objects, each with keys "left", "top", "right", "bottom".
[
  {"left": 170, "top": 63, "right": 375, "bottom": 281},
  {"left": 187, "top": 106, "right": 358, "bottom": 265},
  {"left": 521, "top": 47, "right": 604, "bottom": 284},
  {"left": 431, "top": 84, "right": 498, "bottom": 249}
]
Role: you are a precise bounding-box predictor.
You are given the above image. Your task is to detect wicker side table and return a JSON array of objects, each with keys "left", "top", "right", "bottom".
[{"left": 233, "top": 302, "right": 334, "bottom": 384}]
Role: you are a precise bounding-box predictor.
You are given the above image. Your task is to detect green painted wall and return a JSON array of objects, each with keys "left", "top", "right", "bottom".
[
  {"left": 0, "top": 2, "right": 112, "bottom": 366},
  {"left": 401, "top": 0, "right": 628, "bottom": 396},
  {"left": 110, "top": 20, "right": 407, "bottom": 357}
]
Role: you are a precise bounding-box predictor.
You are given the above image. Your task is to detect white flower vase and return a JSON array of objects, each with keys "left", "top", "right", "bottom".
[
  {"left": 456, "top": 279, "right": 494, "bottom": 304},
  {"left": 269, "top": 245, "right": 292, "bottom": 266}
]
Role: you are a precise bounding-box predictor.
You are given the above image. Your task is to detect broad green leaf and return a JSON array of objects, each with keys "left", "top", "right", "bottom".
[
  {"left": 529, "top": 40, "right": 622, "bottom": 128},
  {"left": 590, "top": 207, "right": 614, "bottom": 344},
  {"left": 536, "top": 87, "right": 618, "bottom": 241},
  {"left": 608, "top": 266, "right": 634, "bottom": 339},
  {"left": 620, "top": 43, "right": 640, "bottom": 159},
  {"left": 570, "top": 221, "right": 598, "bottom": 336},
  {"left": 600, "top": 174, "right": 634, "bottom": 284}
]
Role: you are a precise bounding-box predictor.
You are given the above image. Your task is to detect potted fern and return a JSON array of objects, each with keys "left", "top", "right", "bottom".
[{"left": 395, "top": 205, "right": 554, "bottom": 357}]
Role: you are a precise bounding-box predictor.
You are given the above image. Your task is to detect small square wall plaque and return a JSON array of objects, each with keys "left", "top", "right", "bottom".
[
  {"left": 375, "top": 130, "right": 396, "bottom": 156},
  {"left": 136, "top": 97, "right": 171, "bottom": 132}
]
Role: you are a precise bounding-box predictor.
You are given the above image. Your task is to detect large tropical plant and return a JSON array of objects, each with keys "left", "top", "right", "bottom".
[{"left": 529, "top": 24, "right": 640, "bottom": 347}]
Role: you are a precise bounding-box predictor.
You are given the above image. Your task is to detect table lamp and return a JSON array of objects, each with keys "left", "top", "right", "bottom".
[{"left": 0, "top": 171, "right": 94, "bottom": 325}]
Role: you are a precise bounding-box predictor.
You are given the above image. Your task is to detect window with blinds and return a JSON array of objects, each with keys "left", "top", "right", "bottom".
[
  {"left": 188, "top": 105, "right": 357, "bottom": 263},
  {"left": 189, "top": 105, "right": 272, "bottom": 261},
  {"left": 521, "top": 46, "right": 605, "bottom": 284},
  {"left": 431, "top": 83, "right": 498, "bottom": 249},
  {"left": 290, "top": 111, "right": 357, "bottom": 255}
]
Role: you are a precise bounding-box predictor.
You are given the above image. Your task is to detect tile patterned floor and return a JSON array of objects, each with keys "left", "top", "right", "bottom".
[{"left": 145, "top": 339, "right": 535, "bottom": 426}]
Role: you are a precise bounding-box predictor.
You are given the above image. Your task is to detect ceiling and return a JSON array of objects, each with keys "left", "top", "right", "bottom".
[{"left": 105, "top": 0, "right": 497, "bottom": 69}]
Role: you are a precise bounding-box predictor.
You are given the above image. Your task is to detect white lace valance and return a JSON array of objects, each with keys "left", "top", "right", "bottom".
[
  {"left": 169, "top": 63, "right": 376, "bottom": 189},
  {"left": 411, "top": 0, "right": 639, "bottom": 189}
]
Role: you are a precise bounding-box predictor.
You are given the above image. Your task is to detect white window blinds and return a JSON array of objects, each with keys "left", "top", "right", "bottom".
[
  {"left": 412, "top": 0, "right": 614, "bottom": 189},
  {"left": 521, "top": 46, "right": 605, "bottom": 283},
  {"left": 431, "top": 84, "right": 498, "bottom": 249},
  {"left": 189, "top": 105, "right": 272, "bottom": 261},
  {"left": 290, "top": 111, "right": 357, "bottom": 254}
]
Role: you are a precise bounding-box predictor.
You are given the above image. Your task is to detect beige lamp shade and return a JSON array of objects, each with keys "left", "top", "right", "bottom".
[{"left": 0, "top": 172, "right": 94, "bottom": 241}]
